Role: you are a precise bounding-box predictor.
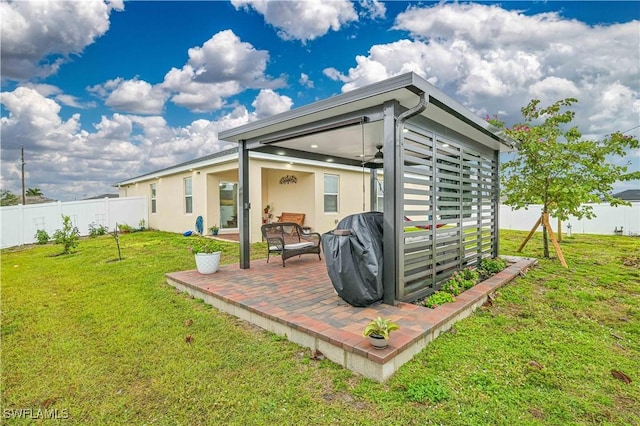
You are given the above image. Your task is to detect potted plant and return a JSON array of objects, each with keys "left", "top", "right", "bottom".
[
  {"left": 209, "top": 224, "right": 219, "bottom": 236},
  {"left": 362, "top": 317, "right": 399, "bottom": 350},
  {"left": 188, "top": 240, "right": 222, "bottom": 274}
]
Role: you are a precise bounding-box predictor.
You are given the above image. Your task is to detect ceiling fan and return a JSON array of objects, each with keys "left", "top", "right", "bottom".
[{"left": 358, "top": 144, "right": 384, "bottom": 164}]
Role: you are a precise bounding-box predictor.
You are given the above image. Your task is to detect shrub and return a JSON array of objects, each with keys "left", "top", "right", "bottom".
[
  {"left": 88, "top": 222, "right": 109, "bottom": 238},
  {"left": 443, "top": 267, "right": 479, "bottom": 294},
  {"left": 423, "top": 291, "right": 455, "bottom": 309},
  {"left": 440, "top": 278, "right": 461, "bottom": 296},
  {"left": 479, "top": 257, "right": 507, "bottom": 276},
  {"left": 53, "top": 215, "right": 79, "bottom": 254},
  {"left": 34, "top": 229, "right": 50, "bottom": 245},
  {"left": 118, "top": 223, "right": 133, "bottom": 234}
]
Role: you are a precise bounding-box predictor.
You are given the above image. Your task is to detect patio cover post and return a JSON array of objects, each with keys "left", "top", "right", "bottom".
[
  {"left": 239, "top": 139, "right": 250, "bottom": 269},
  {"left": 492, "top": 149, "right": 500, "bottom": 258},
  {"left": 382, "top": 100, "right": 398, "bottom": 305}
]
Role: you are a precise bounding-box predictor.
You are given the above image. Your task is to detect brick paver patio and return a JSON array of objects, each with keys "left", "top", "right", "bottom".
[{"left": 166, "top": 255, "right": 537, "bottom": 381}]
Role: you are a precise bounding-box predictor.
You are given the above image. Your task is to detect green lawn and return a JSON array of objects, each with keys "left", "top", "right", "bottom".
[{"left": 2, "top": 231, "right": 638, "bottom": 425}]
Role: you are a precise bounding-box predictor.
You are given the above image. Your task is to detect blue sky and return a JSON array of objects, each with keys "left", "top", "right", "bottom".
[{"left": 1, "top": 1, "right": 638, "bottom": 201}]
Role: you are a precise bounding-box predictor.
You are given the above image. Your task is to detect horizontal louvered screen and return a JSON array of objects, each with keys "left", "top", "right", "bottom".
[{"left": 399, "top": 124, "right": 497, "bottom": 302}]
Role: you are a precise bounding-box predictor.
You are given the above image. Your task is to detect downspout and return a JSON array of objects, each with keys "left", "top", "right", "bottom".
[
  {"left": 397, "top": 92, "right": 428, "bottom": 126},
  {"left": 388, "top": 91, "right": 428, "bottom": 304}
]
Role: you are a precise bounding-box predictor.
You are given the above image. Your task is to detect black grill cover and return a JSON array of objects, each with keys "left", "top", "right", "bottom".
[{"left": 321, "top": 212, "right": 384, "bottom": 307}]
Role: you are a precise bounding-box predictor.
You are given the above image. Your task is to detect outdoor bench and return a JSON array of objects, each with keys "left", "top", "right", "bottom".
[{"left": 260, "top": 222, "right": 321, "bottom": 267}]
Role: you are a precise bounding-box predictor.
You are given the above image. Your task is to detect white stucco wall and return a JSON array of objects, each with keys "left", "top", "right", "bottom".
[{"left": 119, "top": 155, "right": 373, "bottom": 242}]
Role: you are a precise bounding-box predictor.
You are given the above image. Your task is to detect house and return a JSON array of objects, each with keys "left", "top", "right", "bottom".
[
  {"left": 119, "top": 72, "right": 515, "bottom": 304},
  {"left": 116, "top": 147, "right": 374, "bottom": 237},
  {"left": 613, "top": 189, "right": 640, "bottom": 202}
]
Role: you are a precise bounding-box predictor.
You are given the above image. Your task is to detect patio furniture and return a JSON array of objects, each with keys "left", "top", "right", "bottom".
[{"left": 261, "top": 222, "right": 321, "bottom": 267}]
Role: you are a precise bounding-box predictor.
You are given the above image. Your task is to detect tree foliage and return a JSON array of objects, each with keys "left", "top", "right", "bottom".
[
  {"left": 26, "top": 187, "right": 43, "bottom": 196},
  {"left": 0, "top": 190, "right": 20, "bottom": 206},
  {"left": 500, "top": 98, "right": 639, "bottom": 257},
  {"left": 502, "top": 98, "right": 639, "bottom": 220}
]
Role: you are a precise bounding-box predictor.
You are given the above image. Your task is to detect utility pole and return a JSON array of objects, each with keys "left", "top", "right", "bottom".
[{"left": 21, "top": 145, "right": 26, "bottom": 205}]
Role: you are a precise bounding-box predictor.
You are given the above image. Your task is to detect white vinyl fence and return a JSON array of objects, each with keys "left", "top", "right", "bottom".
[
  {"left": 1, "top": 197, "right": 148, "bottom": 249},
  {"left": 499, "top": 202, "right": 640, "bottom": 236}
]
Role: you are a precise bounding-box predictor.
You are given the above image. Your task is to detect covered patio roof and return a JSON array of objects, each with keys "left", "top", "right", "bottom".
[{"left": 219, "top": 72, "right": 515, "bottom": 166}]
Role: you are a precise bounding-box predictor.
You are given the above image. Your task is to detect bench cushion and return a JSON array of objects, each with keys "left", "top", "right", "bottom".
[{"left": 284, "top": 242, "right": 314, "bottom": 250}]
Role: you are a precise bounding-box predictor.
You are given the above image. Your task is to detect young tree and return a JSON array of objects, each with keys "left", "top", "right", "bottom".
[
  {"left": 53, "top": 215, "right": 80, "bottom": 254},
  {"left": 501, "top": 98, "right": 640, "bottom": 259}
]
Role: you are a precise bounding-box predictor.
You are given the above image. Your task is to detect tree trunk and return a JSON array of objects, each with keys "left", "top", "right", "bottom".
[
  {"left": 542, "top": 221, "right": 550, "bottom": 258},
  {"left": 542, "top": 201, "right": 550, "bottom": 258}
]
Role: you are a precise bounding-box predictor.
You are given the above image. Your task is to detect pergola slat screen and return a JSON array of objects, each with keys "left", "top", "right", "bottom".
[{"left": 399, "top": 123, "right": 497, "bottom": 302}]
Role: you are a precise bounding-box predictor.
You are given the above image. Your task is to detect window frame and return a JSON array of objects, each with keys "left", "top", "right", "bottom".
[
  {"left": 150, "top": 183, "right": 157, "bottom": 214},
  {"left": 323, "top": 173, "right": 339, "bottom": 213},
  {"left": 184, "top": 177, "right": 193, "bottom": 214}
]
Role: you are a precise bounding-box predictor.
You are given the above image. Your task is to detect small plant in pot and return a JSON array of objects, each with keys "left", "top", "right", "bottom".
[
  {"left": 188, "top": 239, "right": 222, "bottom": 274},
  {"left": 362, "top": 317, "right": 399, "bottom": 350},
  {"left": 209, "top": 224, "right": 219, "bottom": 236}
]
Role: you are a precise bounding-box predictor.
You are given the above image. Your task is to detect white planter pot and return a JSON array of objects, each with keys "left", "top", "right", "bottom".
[
  {"left": 368, "top": 334, "right": 388, "bottom": 350},
  {"left": 195, "top": 252, "right": 221, "bottom": 274}
]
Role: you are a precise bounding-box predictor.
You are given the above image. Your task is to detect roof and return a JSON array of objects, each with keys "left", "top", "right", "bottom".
[
  {"left": 613, "top": 189, "right": 640, "bottom": 201},
  {"left": 84, "top": 193, "right": 119, "bottom": 200},
  {"left": 25, "top": 195, "right": 57, "bottom": 205},
  {"left": 115, "top": 147, "right": 239, "bottom": 186},
  {"left": 219, "top": 72, "right": 516, "bottom": 157}
]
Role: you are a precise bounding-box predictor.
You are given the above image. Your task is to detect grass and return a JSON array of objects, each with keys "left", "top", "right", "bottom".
[{"left": 2, "top": 230, "right": 639, "bottom": 425}]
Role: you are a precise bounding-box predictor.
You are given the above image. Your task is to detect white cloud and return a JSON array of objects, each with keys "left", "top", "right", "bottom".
[
  {"left": 231, "top": 0, "right": 357, "bottom": 43},
  {"left": 101, "top": 78, "right": 168, "bottom": 115},
  {"left": 0, "top": 0, "right": 124, "bottom": 81},
  {"left": 299, "top": 73, "right": 314, "bottom": 88},
  {"left": 359, "top": 0, "right": 386, "bottom": 20},
  {"left": 160, "top": 30, "right": 285, "bottom": 112},
  {"left": 251, "top": 89, "right": 293, "bottom": 119},
  {"left": 326, "top": 3, "right": 638, "bottom": 141},
  {"left": 0, "top": 86, "right": 229, "bottom": 200},
  {"left": 0, "top": 85, "right": 293, "bottom": 201}
]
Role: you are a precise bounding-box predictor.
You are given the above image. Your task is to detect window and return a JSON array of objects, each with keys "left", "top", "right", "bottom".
[
  {"left": 324, "top": 174, "right": 339, "bottom": 213},
  {"left": 150, "top": 183, "right": 157, "bottom": 214},
  {"left": 184, "top": 177, "right": 192, "bottom": 214}
]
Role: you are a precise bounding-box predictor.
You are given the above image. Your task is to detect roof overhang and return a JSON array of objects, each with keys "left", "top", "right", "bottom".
[{"left": 219, "top": 72, "right": 516, "bottom": 162}]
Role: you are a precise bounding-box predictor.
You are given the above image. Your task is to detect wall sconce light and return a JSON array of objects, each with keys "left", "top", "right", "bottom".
[{"left": 279, "top": 175, "right": 297, "bottom": 185}]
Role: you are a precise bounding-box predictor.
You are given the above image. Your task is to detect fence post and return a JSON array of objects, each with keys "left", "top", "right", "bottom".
[
  {"left": 18, "top": 203, "right": 24, "bottom": 246},
  {"left": 105, "top": 197, "right": 110, "bottom": 228}
]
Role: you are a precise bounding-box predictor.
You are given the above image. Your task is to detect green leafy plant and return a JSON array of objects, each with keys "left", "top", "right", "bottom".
[
  {"left": 209, "top": 224, "right": 219, "bottom": 235},
  {"left": 441, "top": 267, "right": 480, "bottom": 295},
  {"left": 53, "top": 215, "right": 79, "bottom": 254},
  {"left": 138, "top": 219, "right": 146, "bottom": 230},
  {"left": 188, "top": 238, "right": 222, "bottom": 254},
  {"left": 423, "top": 291, "right": 455, "bottom": 309},
  {"left": 479, "top": 257, "right": 507, "bottom": 275},
  {"left": 34, "top": 229, "right": 50, "bottom": 245},
  {"left": 88, "top": 222, "right": 109, "bottom": 238},
  {"left": 362, "top": 317, "right": 399, "bottom": 339},
  {"left": 440, "top": 278, "right": 461, "bottom": 296}
]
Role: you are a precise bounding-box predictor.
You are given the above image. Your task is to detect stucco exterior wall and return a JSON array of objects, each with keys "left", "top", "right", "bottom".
[{"left": 119, "top": 155, "right": 372, "bottom": 243}]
